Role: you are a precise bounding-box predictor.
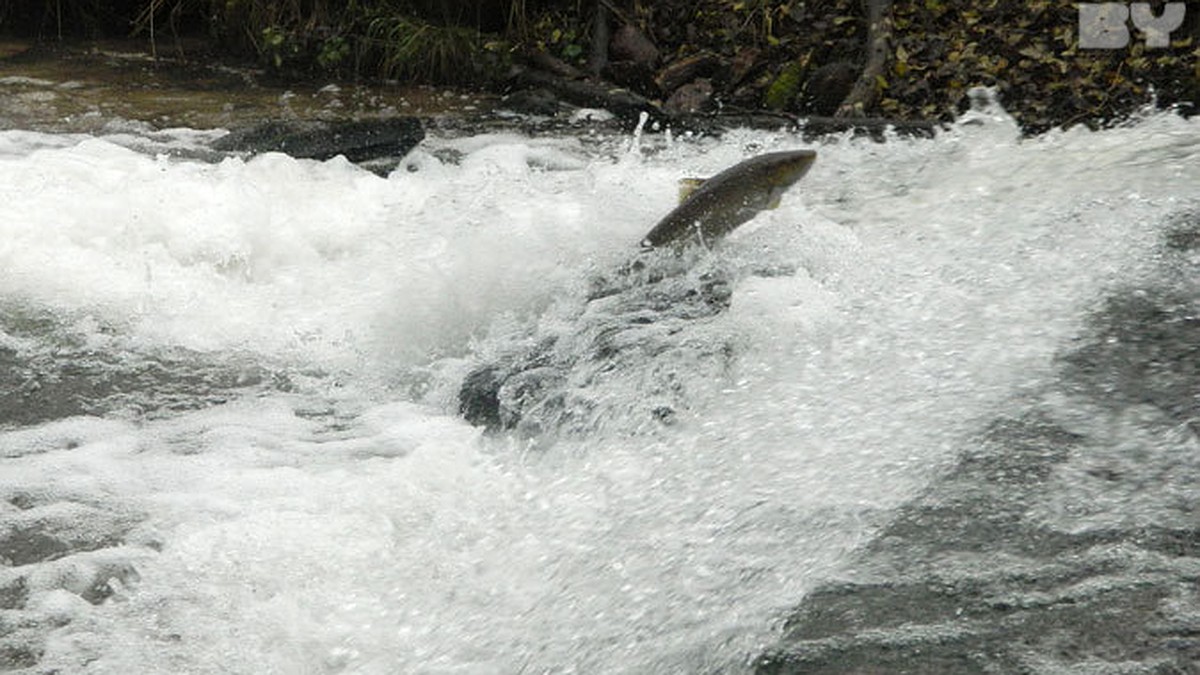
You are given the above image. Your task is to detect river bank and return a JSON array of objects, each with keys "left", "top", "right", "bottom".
[
  {"left": 0, "top": 39, "right": 504, "bottom": 135},
  {"left": 9, "top": 0, "right": 1200, "bottom": 138}
]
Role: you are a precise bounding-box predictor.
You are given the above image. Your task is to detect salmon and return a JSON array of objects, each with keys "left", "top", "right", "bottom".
[{"left": 640, "top": 149, "right": 817, "bottom": 249}]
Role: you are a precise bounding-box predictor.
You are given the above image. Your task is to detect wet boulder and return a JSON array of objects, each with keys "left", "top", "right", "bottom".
[
  {"left": 458, "top": 253, "right": 738, "bottom": 436},
  {"left": 212, "top": 117, "right": 424, "bottom": 164}
]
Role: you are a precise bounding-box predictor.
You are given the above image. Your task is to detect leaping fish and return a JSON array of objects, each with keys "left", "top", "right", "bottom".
[{"left": 640, "top": 149, "right": 817, "bottom": 249}]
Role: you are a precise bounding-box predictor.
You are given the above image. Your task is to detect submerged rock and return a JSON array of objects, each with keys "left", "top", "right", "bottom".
[
  {"left": 0, "top": 303, "right": 291, "bottom": 428},
  {"left": 0, "top": 488, "right": 149, "bottom": 670},
  {"left": 756, "top": 227, "right": 1200, "bottom": 674},
  {"left": 458, "top": 251, "right": 741, "bottom": 437}
]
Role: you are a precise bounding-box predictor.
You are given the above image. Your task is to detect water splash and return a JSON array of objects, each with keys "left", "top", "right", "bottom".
[{"left": 0, "top": 105, "right": 1197, "bottom": 674}]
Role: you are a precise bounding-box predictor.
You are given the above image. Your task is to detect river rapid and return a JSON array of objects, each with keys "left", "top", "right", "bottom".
[{"left": 1, "top": 95, "right": 1198, "bottom": 673}]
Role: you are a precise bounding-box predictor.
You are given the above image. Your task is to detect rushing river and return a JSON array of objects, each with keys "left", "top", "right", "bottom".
[{"left": 1, "top": 99, "right": 1198, "bottom": 674}]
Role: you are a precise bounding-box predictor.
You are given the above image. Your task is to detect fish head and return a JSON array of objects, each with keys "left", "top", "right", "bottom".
[
  {"left": 754, "top": 150, "right": 817, "bottom": 208},
  {"left": 724, "top": 149, "right": 817, "bottom": 220}
]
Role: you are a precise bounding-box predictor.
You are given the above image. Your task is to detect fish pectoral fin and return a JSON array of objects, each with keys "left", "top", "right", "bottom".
[
  {"left": 765, "top": 187, "right": 785, "bottom": 210},
  {"left": 677, "top": 177, "right": 708, "bottom": 203}
]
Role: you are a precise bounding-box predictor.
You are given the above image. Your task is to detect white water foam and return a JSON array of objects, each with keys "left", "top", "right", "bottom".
[{"left": 1, "top": 107, "right": 1198, "bottom": 673}]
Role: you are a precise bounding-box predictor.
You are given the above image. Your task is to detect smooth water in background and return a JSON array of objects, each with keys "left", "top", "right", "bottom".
[{"left": 1, "top": 104, "right": 1198, "bottom": 674}]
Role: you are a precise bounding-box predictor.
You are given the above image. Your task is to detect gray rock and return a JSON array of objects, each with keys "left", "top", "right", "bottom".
[
  {"left": 211, "top": 116, "right": 424, "bottom": 164},
  {"left": 0, "top": 302, "right": 291, "bottom": 428},
  {"left": 663, "top": 79, "right": 714, "bottom": 115},
  {"left": 801, "top": 61, "right": 857, "bottom": 117},
  {"left": 458, "top": 252, "right": 738, "bottom": 437},
  {"left": 756, "top": 217, "right": 1200, "bottom": 674}
]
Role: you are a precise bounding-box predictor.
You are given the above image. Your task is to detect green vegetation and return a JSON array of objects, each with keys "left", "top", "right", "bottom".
[
  {"left": 0, "top": 0, "right": 521, "bottom": 82},
  {"left": 881, "top": 0, "right": 1200, "bottom": 131},
  {"left": 0, "top": 0, "right": 1196, "bottom": 131},
  {"left": 362, "top": 12, "right": 490, "bottom": 82},
  {"left": 763, "top": 57, "right": 806, "bottom": 111}
]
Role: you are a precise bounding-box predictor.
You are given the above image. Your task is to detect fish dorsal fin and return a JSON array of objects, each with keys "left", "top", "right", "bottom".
[{"left": 677, "top": 177, "right": 708, "bottom": 203}]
